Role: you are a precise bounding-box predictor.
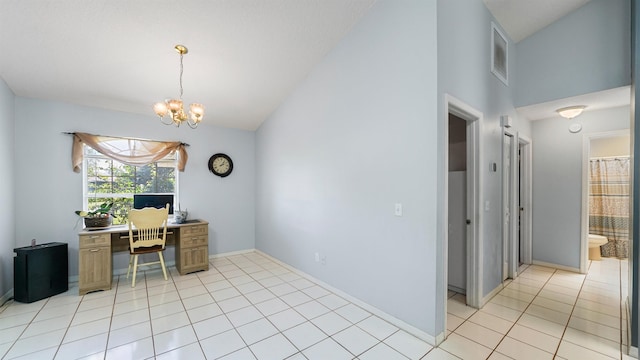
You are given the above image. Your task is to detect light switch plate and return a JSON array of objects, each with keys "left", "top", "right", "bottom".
[{"left": 395, "top": 203, "right": 403, "bottom": 216}]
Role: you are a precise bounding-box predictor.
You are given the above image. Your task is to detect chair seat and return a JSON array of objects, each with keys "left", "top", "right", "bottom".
[{"left": 129, "top": 244, "right": 164, "bottom": 255}]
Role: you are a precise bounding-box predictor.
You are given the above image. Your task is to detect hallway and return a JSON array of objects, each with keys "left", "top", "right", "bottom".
[{"left": 442, "top": 258, "right": 629, "bottom": 359}]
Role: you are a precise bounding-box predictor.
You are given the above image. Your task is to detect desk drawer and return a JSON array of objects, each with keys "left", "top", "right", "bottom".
[
  {"left": 79, "top": 233, "right": 110, "bottom": 248},
  {"left": 181, "top": 235, "right": 207, "bottom": 248},
  {"left": 181, "top": 224, "right": 207, "bottom": 236}
]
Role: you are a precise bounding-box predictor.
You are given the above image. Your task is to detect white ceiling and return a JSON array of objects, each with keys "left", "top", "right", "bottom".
[
  {"left": 484, "top": 0, "right": 591, "bottom": 43},
  {"left": 516, "top": 86, "right": 631, "bottom": 121},
  {"left": 0, "top": 0, "right": 626, "bottom": 130},
  {"left": 0, "top": 0, "right": 375, "bottom": 130}
]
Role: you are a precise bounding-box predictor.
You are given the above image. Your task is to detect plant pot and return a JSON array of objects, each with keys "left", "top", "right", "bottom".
[{"left": 84, "top": 215, "right": 112, "bottom": 229}]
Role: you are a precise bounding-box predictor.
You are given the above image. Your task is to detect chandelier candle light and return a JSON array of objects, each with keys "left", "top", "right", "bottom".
[{"left": 153, "top": 45, "right": 204, "bottom": 128}]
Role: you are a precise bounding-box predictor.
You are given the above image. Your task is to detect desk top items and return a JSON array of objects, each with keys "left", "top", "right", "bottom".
[
  {"left": 75, "top": 201, "right": 116, "bottom": 229},
  {"left": 174, "top": 203, "right": 188, "bottom": 224}
]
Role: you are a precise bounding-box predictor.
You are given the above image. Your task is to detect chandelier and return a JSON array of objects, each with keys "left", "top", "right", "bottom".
[{"left": 153, "top": 45, "right": 204, "bottom": 128}]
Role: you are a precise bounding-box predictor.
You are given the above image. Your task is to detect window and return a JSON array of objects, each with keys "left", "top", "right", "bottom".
[{"left": 83, "top": 146, "right": 178, "bottom": 224}]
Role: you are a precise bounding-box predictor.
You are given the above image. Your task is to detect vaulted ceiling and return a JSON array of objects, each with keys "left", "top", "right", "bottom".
[{"left": 1, "top": 0, "right": 611, "bottom": 129}]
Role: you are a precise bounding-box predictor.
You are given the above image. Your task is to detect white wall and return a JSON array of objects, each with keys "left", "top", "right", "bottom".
[
  {"left": 256, "top": 0, "right": 439, "bottom": 337},
  {"left": 14, "top": 97, "right": 255, "bottom": 276},
  {"left": 532, "top": 106, "right": 630, "bottom": 268},
  {"left": 515, "top": 0, "right": 631, "bottom": 107},
  {"left": 0, "top": 78, "right": 15, "bottom": 297},
  {"left": 590, "top": 135, "right": 630, "bottom": 157}
]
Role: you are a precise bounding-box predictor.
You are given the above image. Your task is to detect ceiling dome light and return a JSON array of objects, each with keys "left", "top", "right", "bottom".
[{"left": 556, "top": 105, "right": 586, "bottom": 119}]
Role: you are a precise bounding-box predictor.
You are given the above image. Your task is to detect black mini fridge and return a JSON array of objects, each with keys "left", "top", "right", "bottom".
[{"left": 14, "top": 242, "right": 68, "bottom": 303}]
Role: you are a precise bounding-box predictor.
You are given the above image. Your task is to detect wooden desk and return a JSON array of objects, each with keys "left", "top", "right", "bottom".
[{"left": 78, "top": 219, "right": 209, "bottom": 295}]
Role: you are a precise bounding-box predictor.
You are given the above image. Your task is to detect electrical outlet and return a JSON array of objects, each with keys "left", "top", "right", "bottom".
[{"left": 315, "top": 252, "right": 320, "bottom": 262}]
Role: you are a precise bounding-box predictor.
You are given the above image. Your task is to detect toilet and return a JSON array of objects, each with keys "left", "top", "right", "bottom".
[{"left": 588, "top": 234, "right": 609, "bottom": 260}]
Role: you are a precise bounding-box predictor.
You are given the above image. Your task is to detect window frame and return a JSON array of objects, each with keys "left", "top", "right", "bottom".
[{"left": 81, "top": 145, "right": 180, "bottom": 222}]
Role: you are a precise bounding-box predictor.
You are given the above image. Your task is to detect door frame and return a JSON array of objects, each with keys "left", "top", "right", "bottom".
[
  {"left": 580, "top": 129, "right": 630, "bottom": 273},
  {"left": 519, "top": 136, "right": 533, "bottom": 266},
  {"left": 442, "top": 93, "right": 483, "bottom": 316},
  {"left": 503, "top": 130, "right": 518, "bottom": 280}
]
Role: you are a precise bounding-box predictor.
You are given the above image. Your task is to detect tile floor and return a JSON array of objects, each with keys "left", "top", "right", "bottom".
[
  {"left": 444, "top": 258, "right": 630, "bottom": 360},
  {"left": 0, "top": 251, "right": 631, "bottom": 359}
]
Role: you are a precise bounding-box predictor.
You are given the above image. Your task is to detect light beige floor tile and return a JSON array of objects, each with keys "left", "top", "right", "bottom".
[
  {"left": 487, "top": 351, "right": 513, "bottom": 359},
  {"left": 506, "top": 323, "right": 559, "bottom": 353},
  {"left": 0, "top": 324, "right": 26, "bottom": 346},
  {"left": 21, "top": 314, "right": 74, "bottom": 338},
  {"left": 556, "top": 340, "right": 618, "bottom": 360},
  {"left": 511, "top": 276, "right": 546, "bottom": 288},
  {"left": 525, "top": 304, "right": 570, "bottom": 325},
  {"left": 575, "top": 298, "right": 620, "bottom": 317},
  {"left": 446, "top": 299, "right": 477, "bottom": 320},
  {"left": 480, "top": 302, "right": 522, "bottom": 322},
  {"left": 579, "top": 291, "right": 621, "bottom": 306},
  {"left": 536, "top": 288, "right": 577, "bottom": 305},
  {"left": 383, "top": 330, "right": 432, "bottom": 359},
  {"left": 63, "top": 317, "right": 111, "bottom": 343},
  {"left": 453, "top": 321, "right": 504, "bottom": 349},
  {"left": 55, "top": 332, "right": 109, "bottom": 360},
  {"left": 531, "top": 296, "right": 573, "bottom": 314},
  {"left": 0, "top": 255, "right": 626, "bottom": 360},
  {"left": 468, "top": 310, "right": 514, "bottom": 334},
  {"left": 498, "top": 288, "right": 536, "bottom": 303},
  {"left": 505, "top": 282, "right": 540, "bottom": 295},
  {"left": 516, "top": 314, "right": 565, "bottom": 338},
  {"left": 571, "top": 306, "right": 620, "bottom": 329},
  {"left": 567, "top": 316, "right": 621, "bottom": 343},
  {"left": 4, "top": 329, "right": 65, "bottom": 359},
  {"left": 495, "top": 336, "right": 554, "bottom": 360},
  {"left": 446, "top": 313, "right": 465, "bottom": 332},
  {"left": 156, "top": 342, "right": 206, "bottom": 360},
  {"left": 562, "top": 328, "right": 622, "bottom": 359},
  {"left": 542, "top": 283, "right": 580, "bottom": 297},
  {"left": 439, "top": 333, "right": 492, "bottom": 360},
  {"left": 422, "top": 347, "right": 461, "bottom": 359},
  {"left": 489, "top": 294, "right": 529, "bottom": 312}
]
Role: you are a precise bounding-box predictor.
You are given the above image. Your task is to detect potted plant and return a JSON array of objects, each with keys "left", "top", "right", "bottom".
[{"left": 75, "top": 202, "right": 117, "bottom": 229}]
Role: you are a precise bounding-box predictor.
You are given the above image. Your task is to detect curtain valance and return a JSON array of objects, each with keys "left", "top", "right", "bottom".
[{"left": 71, "top": 132, "right": 188, "bottom": 172}]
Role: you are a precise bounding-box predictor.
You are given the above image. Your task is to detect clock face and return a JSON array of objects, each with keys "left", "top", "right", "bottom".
[{"left": 208, "top": 153, "right": 233, "bottom": 177}]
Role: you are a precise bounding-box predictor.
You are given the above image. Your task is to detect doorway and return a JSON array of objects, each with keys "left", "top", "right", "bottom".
[
  {"left": 503, "top": 130, "right": 532, "bottom": 281},
  {"left": 580, "top": 130, "right": 631, "bottom": 273},
  {"left": 442, "top": 94, "right": 482, "bottom": 320}
]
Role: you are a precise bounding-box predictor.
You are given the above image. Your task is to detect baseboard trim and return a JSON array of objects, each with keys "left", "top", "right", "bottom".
[
  {"left": 254, "top": 249, "right": 437, "bottom": 346},
  {"left": 209, "top": 249, "right": 255, "bottom": 259},
  {"left": 0, "top": 289, "right": 14, "bottom": 308},
  {"left": 531, "top": 260, "right": 580, "bottom": 273},
  {"left": 480, "top": 282, "right": 504, "bottom": 307}
]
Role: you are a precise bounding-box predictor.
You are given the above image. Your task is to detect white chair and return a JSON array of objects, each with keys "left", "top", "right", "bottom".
[{"left": 126, "top": 204, "right": 169, "bottom": 287}]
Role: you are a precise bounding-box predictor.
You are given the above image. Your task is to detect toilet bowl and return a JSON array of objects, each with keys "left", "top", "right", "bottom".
[{"left": 588, "top": 234, "right": 608, "bottom": 260}]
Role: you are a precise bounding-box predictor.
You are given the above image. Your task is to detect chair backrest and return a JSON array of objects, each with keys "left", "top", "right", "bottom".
[{"left": 128, "top": 204, "right": 169, "bottom": 250}]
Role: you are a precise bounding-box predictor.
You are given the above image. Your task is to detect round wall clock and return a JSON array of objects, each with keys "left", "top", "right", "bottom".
[{"left": 208, "top": 153, "right": 233, "bottom": 177}]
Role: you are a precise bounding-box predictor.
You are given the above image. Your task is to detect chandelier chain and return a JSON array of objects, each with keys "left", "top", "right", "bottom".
[
  {"left": 153, "top": 44, "right": 203, "bottom": 128},
  {"left": 179, "top": 52, "right": 184, "bottom": 100}
]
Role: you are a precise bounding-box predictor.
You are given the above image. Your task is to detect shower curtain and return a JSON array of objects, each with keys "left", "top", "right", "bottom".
[{"left": 589, "top": 157, "right": 630, "bottom": 258}]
